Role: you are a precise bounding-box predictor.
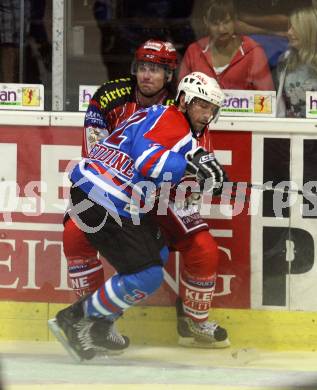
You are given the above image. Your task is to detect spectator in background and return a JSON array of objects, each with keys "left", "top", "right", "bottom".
[
  {"left": 178, "top": 0, "right": 274, "bottom": 91},
  {"left": 276, "top": 6, "right": 317, "bottom": 117},
  {"left": 234, "top": 0, "right": 312, "bottom": 71},
  {"left": 94, "top": 0, "right": 195, "bottom": 79},
  {"left": 0, "top": 0, "right": 30, "bottom": 82},
  {"left": 24, "top": 0, "right": 52, "bottom": 85}
]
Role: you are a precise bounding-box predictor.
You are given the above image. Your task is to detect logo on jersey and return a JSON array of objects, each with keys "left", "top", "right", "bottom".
[
  {"left": 85, "top": 109, "right": 105, "bottom": 127},
  {"left": 89, "top": 144, "right": 135, "bottom": 179},
  {"left": 124, "top": 289, "right": 147, "bottom": 304},
  {"left": 99, "top": 84, "right": 132, "bottom": 108}
]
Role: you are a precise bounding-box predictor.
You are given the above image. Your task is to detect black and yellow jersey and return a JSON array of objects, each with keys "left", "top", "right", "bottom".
[{"left": 82, "top": 76, "right": 174, "bottom": 157}]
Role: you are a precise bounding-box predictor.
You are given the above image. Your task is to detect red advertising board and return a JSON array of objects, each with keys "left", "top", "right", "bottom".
[{"left": 0, "top": 125, "right": 251, "bottom": 307}]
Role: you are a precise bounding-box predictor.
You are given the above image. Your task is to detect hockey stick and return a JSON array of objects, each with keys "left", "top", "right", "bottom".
[
  {"left": 230, "top": 182, "right": 315, "bottom": 197},
  {"left": 219, "top": 190, "right": 249, "bottom": 202},
  {"left": 178, "top": 180, "right": 312, "bottom": 204}
]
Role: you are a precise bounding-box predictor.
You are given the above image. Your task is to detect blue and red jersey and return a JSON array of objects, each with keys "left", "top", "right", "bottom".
[{"left": 71, "top": 104, "right": 195, "bottom": 218}]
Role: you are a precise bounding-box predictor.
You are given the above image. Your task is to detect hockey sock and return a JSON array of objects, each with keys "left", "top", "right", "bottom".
[
  {"left": 179, "top": 270, "right": 217, "bottom": 322},
  {"left": 68, "top": 257, "right": 105, "bottom": 297},
  {"left": 84, "top": 265, "right": 164, "bottom": 320},
  {"left": 63, "top": 218, "right": 104, "bottom": 297}
]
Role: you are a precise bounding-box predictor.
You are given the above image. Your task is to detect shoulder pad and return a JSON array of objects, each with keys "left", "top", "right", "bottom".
[{"left": 93, "top": 77, "right": 135, "bottom": 111}]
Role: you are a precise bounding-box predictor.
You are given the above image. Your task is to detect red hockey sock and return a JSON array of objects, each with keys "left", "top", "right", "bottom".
[
  {"left": 63, "top": 218, "right": 104, "bottom": 297},
  {"left": 175, "top": 230, "right": 219, "bottom": 321},
  {"left": 179, "top": 270, "right": 217, "bottom": 321}
]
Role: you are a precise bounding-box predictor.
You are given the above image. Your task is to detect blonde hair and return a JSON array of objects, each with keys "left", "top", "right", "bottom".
[{"left": 288, "top": 7, "right": 317, "bottom": 71}]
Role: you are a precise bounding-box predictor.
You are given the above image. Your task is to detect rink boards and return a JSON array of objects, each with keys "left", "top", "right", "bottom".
[{"left": 0, "top": 302, "right": 317, "bottom": 350}]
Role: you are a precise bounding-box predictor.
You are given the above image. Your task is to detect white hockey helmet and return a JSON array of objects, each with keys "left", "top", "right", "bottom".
[{"left": 176, "top": 72, "right": 224, "bottom": 108}]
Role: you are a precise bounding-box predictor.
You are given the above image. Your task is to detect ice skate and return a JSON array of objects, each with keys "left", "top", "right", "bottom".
[
  {"left": 48, "top": 298, "right": 129, "bottom": 362},
  {"left": 176, "top": 298, "right": 230, "bottom": 348}
]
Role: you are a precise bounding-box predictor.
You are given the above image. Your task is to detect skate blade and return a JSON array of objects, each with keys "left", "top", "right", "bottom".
[
  {"left": 178, "top": 335, "right": 231, "bottom": 349},
  {"left": 48, "top": 319, "right": 125, "bottom": 361},
  {"left": 48, "top": 318, "right": 82, "bottom": 363}
]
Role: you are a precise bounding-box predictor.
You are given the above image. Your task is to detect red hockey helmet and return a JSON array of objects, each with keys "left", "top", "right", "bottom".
[{"left": 134, "top": 39, "right": 178, "bottom": 70}]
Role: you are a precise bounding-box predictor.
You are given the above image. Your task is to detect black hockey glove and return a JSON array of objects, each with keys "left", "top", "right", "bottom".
[{"left": 185, "top": 147, "right": 226, "bottom": 193}]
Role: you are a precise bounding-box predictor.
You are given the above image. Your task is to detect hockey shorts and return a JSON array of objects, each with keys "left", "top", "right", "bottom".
[
  {"left": 67, "top": 186, "right": 166, "bottom": 274},
  {"left": 153, "top": 197, "right": 209, "bottom": 247}
]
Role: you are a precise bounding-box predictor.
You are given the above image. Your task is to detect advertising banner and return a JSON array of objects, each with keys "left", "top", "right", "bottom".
[
  {"left": 0, "top": 125, "right": 251, "bottom": 308},
  {"left": 0, "top": 84, "right": 44, "bottom": 110},
  {"left": 79, "top": 86, "right": 277, "bottom": 117},
  {"left": 221, "top": 90, "right": 276, "bottom": 117},
  {"left": 251, "top": 133, "right": 317, "bottom": 310},
  {"left": 0, "top": 125, "right": 81, "bottom": 302},
  {"left": 306, "top": 91, "right": 317, "bottom": 118},
  {"left": 79, "top": 85, "right": 98, "bottom": 111}
]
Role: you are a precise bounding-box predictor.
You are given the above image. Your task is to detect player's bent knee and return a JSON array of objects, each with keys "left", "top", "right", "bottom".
[
  {"left": 191, "top": 231, "right": 218, "bottom": 254},
  {"left": 63, "top": 217, "right": 97, "bottom": 259},
  {"left": 123, "top": 265, "right": 164, "bottom": 296},
  {"left": 181, "top": 231, "right": 219, "bottom": 276}
]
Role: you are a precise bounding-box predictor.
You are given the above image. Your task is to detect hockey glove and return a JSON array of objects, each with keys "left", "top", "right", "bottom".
[{"left": 185, "top": 147, "right": 226, "bottom": 193}]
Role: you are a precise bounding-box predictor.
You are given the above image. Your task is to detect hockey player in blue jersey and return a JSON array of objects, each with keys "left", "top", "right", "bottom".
[{"left": 48, "top": 72, "right": 226, "bottom": 361}]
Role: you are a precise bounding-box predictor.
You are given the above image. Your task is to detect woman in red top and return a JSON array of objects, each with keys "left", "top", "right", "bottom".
[{"left": 179, "top": 0, "right": 274, "bottom": 90}]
